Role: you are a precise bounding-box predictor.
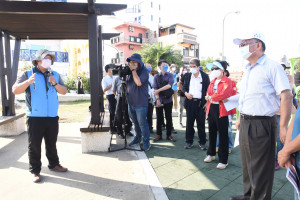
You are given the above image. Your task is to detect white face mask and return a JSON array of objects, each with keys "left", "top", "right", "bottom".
[
  {"left": 209, "top": 70, "right": 221, "bottom": 80},
  {"left": 41, "top": 59, "right": 52, "bottom": 69},
  {"left": 239, "top": 44, "right": 257, "bottom": 60},
  {"left": 190, "top": 68, "right": 198, "bottom": 74}
]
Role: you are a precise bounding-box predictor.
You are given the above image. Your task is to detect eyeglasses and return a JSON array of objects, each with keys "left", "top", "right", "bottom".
[
  {"left": 239, "top": 42, "right": 258, "bottom": 48},
  {"left": 211, "top": 67, "right": 220, "bottom": 71}
]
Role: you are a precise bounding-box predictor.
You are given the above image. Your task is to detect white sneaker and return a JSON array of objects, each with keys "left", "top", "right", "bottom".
[
  {"left": 204, "top": 155, "right": 216, "bottom": 163},
  {"left": 216, "top": 163, "right": 228, "bottom": 169}
]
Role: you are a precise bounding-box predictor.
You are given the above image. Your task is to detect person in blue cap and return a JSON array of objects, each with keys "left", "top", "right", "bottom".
[{"left": 126, "top": 53, "right": 151, "bottom": 151}]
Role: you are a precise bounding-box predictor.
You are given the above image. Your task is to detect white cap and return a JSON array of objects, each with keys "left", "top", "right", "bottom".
[{"left": 233, "top": 31, "right": 266, "bottom": 45}]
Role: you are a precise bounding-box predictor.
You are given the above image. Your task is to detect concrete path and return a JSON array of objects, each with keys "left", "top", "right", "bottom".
[{"left": 0, "top": 123, "right": 166, "bottom": 200}]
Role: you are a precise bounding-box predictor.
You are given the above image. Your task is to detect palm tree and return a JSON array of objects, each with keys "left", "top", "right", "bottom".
[{"left": 135, "top": 42, "right": 183, "bottom": 70}]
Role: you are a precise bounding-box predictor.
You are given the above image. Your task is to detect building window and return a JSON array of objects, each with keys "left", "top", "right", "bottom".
[
  {"left": 139, "top": 33, "right": 143, "bottom": 38},
  {"left": 111, "top": 38, "right": 114, "bottom": 44},
  {"left": 183, "top": 47, "right": 189, "bottom": 56},
  {"left": 151, "top": 2, "right": 153, "bottom": 8},
  {"left": 120, "top": 52, "right": 123, "bottom": 57},
  {"left": 129, "top": 45, "right": 134, "bottom": 50},
  {"left": 159, "top": 4, "right": 161, "bottom": 10},
  {"left": 195, "top": 49, "right": 199, "bottom": 58},
  {"left": 145, "top": 32, "right": 149, "bottom": 39},
  {"left": 169, "top": 27, "right": 175, "bottom": 34},
  {"left": 134, "top": 17, "right": 137, "bottom": 22},
  {"left": 159, "top": 17, "right": 161, "bottom": 23},
  {"left": 138, "top": 16, "right": 141, "bottom": 24},
  {"left": 151, "top": 15, "right": 153, "bottom": 21},
  {"left": 136, "top": 37, "right": 142, "bottom": 43},
  {"left": 130, "top": 36, "right": 135, "bottom": 42}
]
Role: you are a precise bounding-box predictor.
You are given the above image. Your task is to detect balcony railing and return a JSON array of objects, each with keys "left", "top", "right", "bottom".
[
  {"left": 111, "top": 36, "right": 149, "bottom": 45},
  {"left": 177, "top": 32, "right": 197, "bottom": 44}
]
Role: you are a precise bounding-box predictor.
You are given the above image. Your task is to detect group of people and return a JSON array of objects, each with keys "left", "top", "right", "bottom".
[{"left": 11, "top": 31, "right": 300, "bottom": 200}]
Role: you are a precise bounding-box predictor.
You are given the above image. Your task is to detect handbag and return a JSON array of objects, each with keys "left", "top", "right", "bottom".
[{"left": 158, "top": 74, "right": 174, "bottom": 99}]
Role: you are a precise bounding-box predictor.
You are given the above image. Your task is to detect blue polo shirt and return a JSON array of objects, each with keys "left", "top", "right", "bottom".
[{"left": 126, "top": 66, "right": 149, "bottom": 107}]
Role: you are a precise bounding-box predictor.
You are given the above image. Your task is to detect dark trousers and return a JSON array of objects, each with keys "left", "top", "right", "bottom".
[
  {"left": 27, "top": 117, "right": 60, "bottom": 174},
  {"left": 185, "top": 99, "right": 206, "bottom": 145},
  {"left": 207, "top": 104, "right": 229, "bottom": 164},
  {"left": 147, "top": 103, "right": 154, "bottom": 131},
  {"left": 156, "top": 102, "right": 173, "bottom": 137},
  {"left": 240, "top": 116, "right": 276, "bottom": 200},
  {"left": 106, "top": 94, "right": 116, "bottom": 132},
  {"left": 114, "top": 96, "right": 132, "bottom": 134}
]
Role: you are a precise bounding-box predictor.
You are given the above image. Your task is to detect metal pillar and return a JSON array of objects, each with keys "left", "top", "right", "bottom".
[
  {"left": 12, "top": 39, "right": 21, "bottom": 84},
  {"left": 98, "top": 25, "right": 104, "bottom": 112},
  {"left": 88, "top": 13, "right": 100, "bottom": 125}
]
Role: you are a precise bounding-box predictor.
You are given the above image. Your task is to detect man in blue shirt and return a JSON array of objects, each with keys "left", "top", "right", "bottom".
[
  {"left": 126, "top": 53, "right": 151, "bottom": 151},
  {"left": 230, "top": 32, "right": 292, "bottom": 200},
  {"left": 12, "top": 49, "right": 68, "bottom": 183}
]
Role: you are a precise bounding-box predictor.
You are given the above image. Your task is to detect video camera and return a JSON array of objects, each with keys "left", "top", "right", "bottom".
[{"left": 112, "top": 64, "right": 132, "bottom": 78}]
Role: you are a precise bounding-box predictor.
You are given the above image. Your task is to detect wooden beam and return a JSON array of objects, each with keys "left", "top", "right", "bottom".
[
  {"left": 98, "top": 25, "right": 104, "bottom": 112},
  {"left": 88, "top": 13, "right": 100, "bottom": 125},
  {"left": 0, "top": 1, "right": 127, "bottom": 16},
  {"left": 4, "top": 32, "right": 15, "bottom": 116},
  {"left": 12, "top": 39, "right": 21, "bottom": 84},
  {"left": 102, "top": 33, "right": 120, "bottom": 40},
  {"left": 0, "top": 32, "right": 7, "bottom": 116}
]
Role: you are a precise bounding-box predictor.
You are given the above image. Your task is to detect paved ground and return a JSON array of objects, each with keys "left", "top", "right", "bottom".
[
  {"left": 0, "top": 114, "right": 294, "bottom": 200},
  {"left": 0, "top": 123, "right": 162, "bottom": 200},
  {"left": 146, "top": 115, "right": 294, "bottom": 200}
]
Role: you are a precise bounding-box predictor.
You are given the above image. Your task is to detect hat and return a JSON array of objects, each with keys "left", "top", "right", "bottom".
[
  {"left": 32, "top": 49, "right": 56, "bottom": 66},
  {"left": 126, "top": 53, "right": 142, "bottom": 63},
  {"left": 206, "top": 61, "right": 224, "bottom": 71},
  {"left": 233, "top": 31, "right": 266, "bottom": 45}
]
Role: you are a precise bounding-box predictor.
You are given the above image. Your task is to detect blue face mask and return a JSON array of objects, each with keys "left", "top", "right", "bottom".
[
  {"left": 147, "top": 67, "right": 152, "bottom": 72},
  {"left": 162, "top": 65, "right": 169, "bottom": 72}
]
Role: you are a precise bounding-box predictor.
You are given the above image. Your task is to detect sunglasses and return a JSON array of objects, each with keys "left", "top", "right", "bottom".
[{"left": 211, "top": 67, "right": 220, "bottom": 71}]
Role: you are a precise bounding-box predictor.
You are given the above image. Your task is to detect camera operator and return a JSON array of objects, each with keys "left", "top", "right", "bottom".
[
  {"left": 153, "top": 60, "right": 176, "bottom": 142},
  {"left": 102, "top": 64, "right": 117, "bottom": 133},
  {"left": 12, "top": 49, "right": 68, "bottom": 183},
  {"left": 126, "top": 54, "right": 151, "bottom": 151}
]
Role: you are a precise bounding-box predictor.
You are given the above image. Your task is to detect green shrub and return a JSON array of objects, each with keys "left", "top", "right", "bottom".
[
  {"left": 65, "top": 77, "right": 77, "bottom": 92},
  {"left": 81, "top": 74, "right": 90, "bottom": 93}
]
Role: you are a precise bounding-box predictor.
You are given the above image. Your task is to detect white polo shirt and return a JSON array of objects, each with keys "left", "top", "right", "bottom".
[
  {"left": 189, "top": 73, "right": 202, "bottom": 99},
  {"left": 102, "top": 75, "right": 114, "bottom": 95}
]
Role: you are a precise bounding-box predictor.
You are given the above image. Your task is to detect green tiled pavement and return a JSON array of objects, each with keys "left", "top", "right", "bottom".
[{"left": 145, "top": 114, "right": 293, "bottom": 200}]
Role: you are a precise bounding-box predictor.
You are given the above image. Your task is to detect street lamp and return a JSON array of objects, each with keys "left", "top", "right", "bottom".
[{"left": 222, "top": 10, "right": 240, "bottom": 60}]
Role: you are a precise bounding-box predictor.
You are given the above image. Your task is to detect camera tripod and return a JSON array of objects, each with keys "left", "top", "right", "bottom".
[{"left": 108, "top": 75, "right": 142, "bottom": 152}]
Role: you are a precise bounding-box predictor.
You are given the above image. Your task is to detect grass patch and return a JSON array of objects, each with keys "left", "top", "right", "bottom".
[
  {"left": 1, "top": 100, "right": 91, "bottom": 123},
  {"left": 58, "top": 100, "right": 90, "bottom": 123}
]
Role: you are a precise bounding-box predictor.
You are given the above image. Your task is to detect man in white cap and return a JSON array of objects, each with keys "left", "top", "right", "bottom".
[
  {"left": 230, "top": 33, "right": 293, "bottom": 200},
  {"left": 13, "top": 49, "right": 68, "bottom": 183}
]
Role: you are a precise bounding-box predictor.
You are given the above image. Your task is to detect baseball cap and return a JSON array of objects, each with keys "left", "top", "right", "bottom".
[{"left": 233, "top": 31, "right": 266, "bottom": 45}]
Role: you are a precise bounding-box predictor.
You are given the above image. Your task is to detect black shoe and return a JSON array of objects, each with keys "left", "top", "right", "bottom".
[
  {"left": 199, "top": 144, "right": 207, "bottom": 150},
  {"left": 118, "top": 133, "right": 125, "bottom": 139},
  {"left": 184, "top": 143, "right": 194, "bottom": 149},
  {"left": 172, "top": 128, "right": 177, "bottom": 134}
]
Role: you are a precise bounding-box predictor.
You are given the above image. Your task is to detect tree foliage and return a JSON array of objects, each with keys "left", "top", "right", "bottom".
[
  {"left": 200, "top": 57, "right": 216, "bottom": 73},
  {"left": 135, "top": 42, "right": 184, "bottom": 70}
]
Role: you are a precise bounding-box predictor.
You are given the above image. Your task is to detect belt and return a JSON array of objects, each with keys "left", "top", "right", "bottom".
[
  {"left": 240, "top": 113, "right": 271, "bottom": 120},
  {"left": 189, "top": 98, "right": 201, "bottom": 102}
]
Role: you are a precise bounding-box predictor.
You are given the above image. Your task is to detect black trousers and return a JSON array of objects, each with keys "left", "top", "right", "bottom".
[
  {"left": 106, "top": 94, "right": 116, "bottom": 132},
  {"left": 147, "top": 103, "right": 154, "bottom": 131},
  {"left": 156, "top": 102, "right": 173, "bottom": 137},
  {"left": 27, "top": 117, "right": 60, "bottom": 174},
  {"left": 207, "top": 104, "right": 229, "bottom": 164},
  {"left": 185, "top": 99, "right": 206, "bottom": 145},
  {"left": 240, "top": 116, "right": 276, "bottom": 200},
  {"left": 114, "top": 96, "right": 132, "bottom": 134}
]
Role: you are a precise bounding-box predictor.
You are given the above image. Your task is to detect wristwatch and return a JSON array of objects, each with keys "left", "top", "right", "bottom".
[
  {"left": 131, "top": 69, "right": 136, "bottom": 72},
  {"left": 53, "top": 82, "right": 58, "bottom": 86}
]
